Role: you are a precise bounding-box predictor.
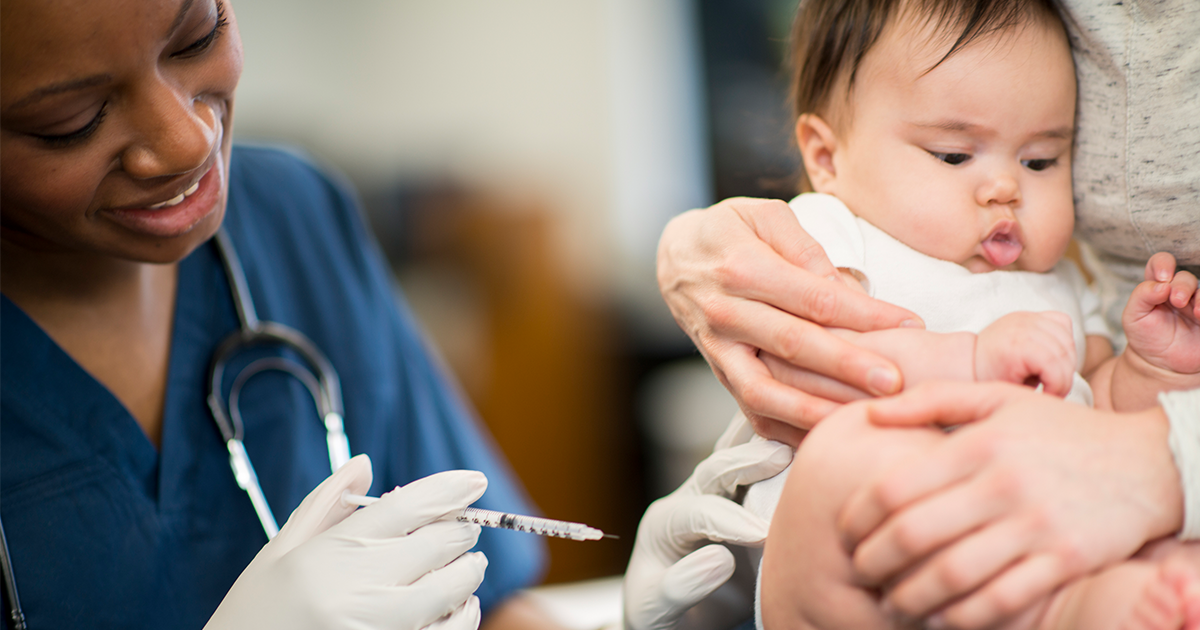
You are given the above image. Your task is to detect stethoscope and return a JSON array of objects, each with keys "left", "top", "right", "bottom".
[
  {"left": 206, "top": 227, "right": 351, "bottom": 540},
  {"left": 0, "top": 228, "right": 351, "bottom": 629}
]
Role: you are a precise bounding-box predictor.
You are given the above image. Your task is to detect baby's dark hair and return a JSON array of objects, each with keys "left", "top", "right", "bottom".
[{"left": 790, "top": 0, "right": 1064, "bottom": 188}]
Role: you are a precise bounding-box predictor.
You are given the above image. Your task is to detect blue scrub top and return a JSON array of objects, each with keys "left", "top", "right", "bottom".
[{"left": 1, "top": 145, "right": 546, "bottom": 629}]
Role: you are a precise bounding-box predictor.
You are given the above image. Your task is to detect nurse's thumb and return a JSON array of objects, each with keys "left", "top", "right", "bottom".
[{"left": 272, "top": 454, "right": 374, "bottom": 553}]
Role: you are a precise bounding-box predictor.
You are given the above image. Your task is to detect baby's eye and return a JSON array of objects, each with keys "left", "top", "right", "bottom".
[
  {"left": 930, "top": 152, "right": 971, "bottom": 165},
  {"left": 1022, "top": 158, "right": 1057, "bottom": 171}
]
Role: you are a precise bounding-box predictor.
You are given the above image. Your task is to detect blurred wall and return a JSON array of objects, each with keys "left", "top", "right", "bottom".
[
  {"left": 231, "top": 0, "right": 715, "bottom": 583},
  {"left": 233, "top": 0, "right": 709, "bottom": 316}
]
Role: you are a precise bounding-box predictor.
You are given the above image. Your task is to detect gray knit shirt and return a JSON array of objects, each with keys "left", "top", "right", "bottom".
[{"left": 1062, "top": 0, "right": 1199, "bottom": 539}]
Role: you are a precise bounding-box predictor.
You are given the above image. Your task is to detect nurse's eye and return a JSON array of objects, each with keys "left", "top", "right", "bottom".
[
  {"left": 171, "top": 1, "right": 229, "bottom": 59},
  {"left": 1022, "top": 158, "right": 1057, "bottom": 171},
  {"left": 930, "top": 152, "right": 971, "bottom": 165},
  {"left": 31, "top": 103, "right": 109, "bottom": 148}
]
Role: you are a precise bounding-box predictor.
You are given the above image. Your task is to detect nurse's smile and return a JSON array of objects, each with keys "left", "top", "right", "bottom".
[{"left": 103, "top": 148, "right": 224, "bottom": 239}]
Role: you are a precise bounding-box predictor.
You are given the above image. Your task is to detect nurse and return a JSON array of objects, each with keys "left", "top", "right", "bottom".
[
  {"left": 0, "top": 0, "right": 789, "bottom": 628},
  {"left": 0, "top": 0, "right": 548, "bottom": 628}
]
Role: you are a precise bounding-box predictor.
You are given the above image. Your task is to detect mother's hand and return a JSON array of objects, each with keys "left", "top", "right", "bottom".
[
  {"left": 838, "top": 382, "right": 1185, "bottom": 629},
  {"left": 656, "top": 197, "right": 921, "bottom": 445}
]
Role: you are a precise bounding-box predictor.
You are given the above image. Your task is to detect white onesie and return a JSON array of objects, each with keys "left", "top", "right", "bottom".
[{"left": 745, "top": 193, "right": 1110, "bottom": 629}]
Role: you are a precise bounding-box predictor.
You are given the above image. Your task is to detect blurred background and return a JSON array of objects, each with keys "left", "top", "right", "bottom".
[{"left": 233, "top": 0, "right": 800, "bottom": 584}]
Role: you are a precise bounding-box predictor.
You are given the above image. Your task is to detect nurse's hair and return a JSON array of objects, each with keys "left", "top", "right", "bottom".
[{"left": 790, "top": 0, "right": 1067, "bottom": 189}]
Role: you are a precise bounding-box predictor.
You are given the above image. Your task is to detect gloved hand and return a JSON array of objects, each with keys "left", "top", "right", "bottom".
[
  {"left": 206, "top": 455, "right": 489, "bottom": 630},
  {"left": 622, "top": 415, "right": 793, "bottom": 630}
]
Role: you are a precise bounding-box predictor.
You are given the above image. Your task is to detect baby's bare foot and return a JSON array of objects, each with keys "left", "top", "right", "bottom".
[
  {"left": 1115, "top": 561, "right": 1190, "bottom": 630},
  {"left": 1038, "top": 557, "right": 1200, "bottom": 630}
]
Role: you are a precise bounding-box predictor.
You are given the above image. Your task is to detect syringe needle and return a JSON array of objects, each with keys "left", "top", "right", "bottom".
[{"left": 341, "top": 492, "right": 615, "bottom": 541}]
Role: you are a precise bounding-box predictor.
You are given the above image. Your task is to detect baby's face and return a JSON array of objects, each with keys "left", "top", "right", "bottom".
[{"left": 821, "top": 14, "right": 1076, "bottom": 273}]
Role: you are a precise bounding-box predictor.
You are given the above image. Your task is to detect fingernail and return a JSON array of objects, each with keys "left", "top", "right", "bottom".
[
  {"left": 867, "top": 367, "right": 901, "bottom": 395},
  {"left": 827, "top": 274, "right": 842, "bottom": 283},
  {"left": 900, "top": 318, "right": 924, "bottom": 329},
  {"left": 1158, "top": 269, "right": 1171, "bottom": 282}
]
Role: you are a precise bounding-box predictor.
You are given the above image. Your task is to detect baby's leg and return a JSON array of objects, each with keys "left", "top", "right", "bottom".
[{"left": 759, "top": 404, "right": 945, "bottom": 630}]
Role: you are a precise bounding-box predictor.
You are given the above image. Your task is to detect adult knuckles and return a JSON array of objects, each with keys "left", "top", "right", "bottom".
[
  {"left": 890, "top": 517, "right": 935, "bottom": 560},
  {"left": 712, "top": 248, "right": 758, "bottom": 293},
  {"left": 871, "top": 474, "right": 915, "bottom": 514},
  {"left": 981, "top": 582, "right": 1030, "bottom": 623},
  {"left": 698, "top": 293, "right": 740, "bottom": 335},
  {"left": 739, "top": 381, "right": 776, "bottom": 420},
  {"left": 800, "top": 283, "right": 842, "bottom": 325},
  {"left": 773, "top": 319, "right": 815, "bottom": 362}
]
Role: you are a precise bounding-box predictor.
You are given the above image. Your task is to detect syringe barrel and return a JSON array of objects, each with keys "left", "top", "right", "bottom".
[{"left": 458, "top": 508, "right": 599, "bottom": 540}]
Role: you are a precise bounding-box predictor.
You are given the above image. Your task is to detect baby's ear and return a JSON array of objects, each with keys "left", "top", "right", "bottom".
[{"left": 796, "top": 114, "right": 839, "bottom": 193}]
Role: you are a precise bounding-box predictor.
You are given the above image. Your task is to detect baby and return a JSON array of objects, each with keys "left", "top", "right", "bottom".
[{"left": 742, "top": 0, "right": 1200, "bottom": 628}]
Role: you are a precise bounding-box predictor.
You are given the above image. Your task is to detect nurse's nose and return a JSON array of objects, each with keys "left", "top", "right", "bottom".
[
  {"left": 120, "top": 85, "right": 216, "bottom": 180},
  {"left": 975, "top": 167, "right": 1020, "bottom": 209}
]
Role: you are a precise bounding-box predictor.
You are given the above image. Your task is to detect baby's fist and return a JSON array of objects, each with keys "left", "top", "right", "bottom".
[
  {"left": 1123, "top": 252, "right": 1200, "bottom": 375},
  {"left": 976, "top": 311, "right": 1077, "bottom": 396}
]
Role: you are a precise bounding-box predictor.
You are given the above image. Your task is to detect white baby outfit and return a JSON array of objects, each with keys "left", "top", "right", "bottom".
[{"left": 746, "top": 193, "right": 1110, "bottom": 629}]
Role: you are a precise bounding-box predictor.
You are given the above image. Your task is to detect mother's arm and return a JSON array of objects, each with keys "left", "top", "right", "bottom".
[
  {"left": 838, "top": 382, "right": 1186, "bottom": 629},
  {"left": 657, "top": 197, "right": 922, "bottom": 445}
]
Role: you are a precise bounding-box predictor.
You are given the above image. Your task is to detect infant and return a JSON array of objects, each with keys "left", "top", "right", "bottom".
[{"left": 744, "top": 0, "right": 1200, "bottom": 628}]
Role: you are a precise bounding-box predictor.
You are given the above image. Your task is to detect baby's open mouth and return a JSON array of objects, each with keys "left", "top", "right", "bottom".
[{"left": 981, "top": 223, "right": 1023, "bottom": 268}]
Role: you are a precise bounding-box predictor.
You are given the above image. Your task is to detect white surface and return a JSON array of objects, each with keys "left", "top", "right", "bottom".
[{"left": 525, "top": 576, "right": 624, "bottom": 630}]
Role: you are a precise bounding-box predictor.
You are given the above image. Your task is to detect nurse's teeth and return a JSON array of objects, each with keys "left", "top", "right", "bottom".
[{"left": 148, "top": 181, "right": 201, "bottom": 209}]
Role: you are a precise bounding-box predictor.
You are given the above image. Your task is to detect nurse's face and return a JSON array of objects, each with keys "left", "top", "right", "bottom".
[{"left": 0, "top": 0, "right": 243, "bottom": 264}]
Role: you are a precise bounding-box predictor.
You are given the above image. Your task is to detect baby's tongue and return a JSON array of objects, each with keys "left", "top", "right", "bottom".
[{"left": 981, "top": 233, "right": 1022, "bottom": 268}]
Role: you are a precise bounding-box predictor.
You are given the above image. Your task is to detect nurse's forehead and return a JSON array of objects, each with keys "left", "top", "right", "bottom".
[{"left": 1, "top": 0, "right": 196, "bottom": 108}]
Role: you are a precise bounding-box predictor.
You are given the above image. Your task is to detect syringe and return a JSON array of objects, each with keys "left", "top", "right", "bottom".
[{"left": 342, "top": 493, "right": 615, "bottom": 542}]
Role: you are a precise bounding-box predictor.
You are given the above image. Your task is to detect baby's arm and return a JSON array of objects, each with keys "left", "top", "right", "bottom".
[
  {"left": 787, "top": 269, "right": 1080, "bottom": 397},
  {"left": 1089, "top": 253, "right": 1200, "bottom": 412},
  {"left": 829, "top": 310, "right": 1079, "bottom": 397}
]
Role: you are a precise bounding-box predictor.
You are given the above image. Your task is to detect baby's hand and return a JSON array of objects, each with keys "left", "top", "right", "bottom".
[
  {"left": 1123, "top": 252, "right": 1200, "bottom": 375},
  {"left": 975, "top": 311, "right": 1077, "bottom": 397}
]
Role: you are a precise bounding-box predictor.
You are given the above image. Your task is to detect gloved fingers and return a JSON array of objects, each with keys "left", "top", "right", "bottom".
[
  {"left": 422, "top": 596, "right": 481, "bottom": 630},
  {"left": 388, "top": 551, "right": 488, "bottom": 627},
  {"left": 366, "top": 520, "right": 482, "bottom": 586},
  {"left": 338, "top": 470, "right": 487, "bottom": 539},
  {"left": 642, "top": 494, "right": 769, "bottom": 560},
  {"left": 659, "top": 544, "right": 736, "bottom": 611},
  {"left": 273, "top": 454, "right": 374, "bottom": 552},
  {"left": 687, "top": 441, "right": 792, "bottom": 498}
]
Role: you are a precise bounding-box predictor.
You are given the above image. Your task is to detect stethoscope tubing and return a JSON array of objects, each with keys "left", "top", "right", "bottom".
[{"left": 207, "top": 229, "right": 351, "bottom": 539}]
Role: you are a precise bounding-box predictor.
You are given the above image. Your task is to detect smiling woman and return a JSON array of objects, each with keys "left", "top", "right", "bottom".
[{"left": 0, "top": 1, "right": 562, "bottom": 629}]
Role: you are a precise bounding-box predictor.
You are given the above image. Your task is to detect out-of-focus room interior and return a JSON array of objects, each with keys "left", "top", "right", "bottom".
[{"left": 233, "top": 0, "right": 800, "bottom": 587}]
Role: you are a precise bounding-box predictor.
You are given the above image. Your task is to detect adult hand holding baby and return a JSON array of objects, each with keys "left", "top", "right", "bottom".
[
  {"left": 657, "top": 197, "right": 921, "bottom": 445},
  {"left": 838, "top": 382, "right": 1184, "bottom": 629}
]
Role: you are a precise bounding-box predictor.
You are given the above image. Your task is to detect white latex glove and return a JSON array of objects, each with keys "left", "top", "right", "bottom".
[
  {"left": 622, "top": 415, "right": 793, "bottom": 630},
  {"left": 206, "top": 454, "right": 489, "bottom": 630}
]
